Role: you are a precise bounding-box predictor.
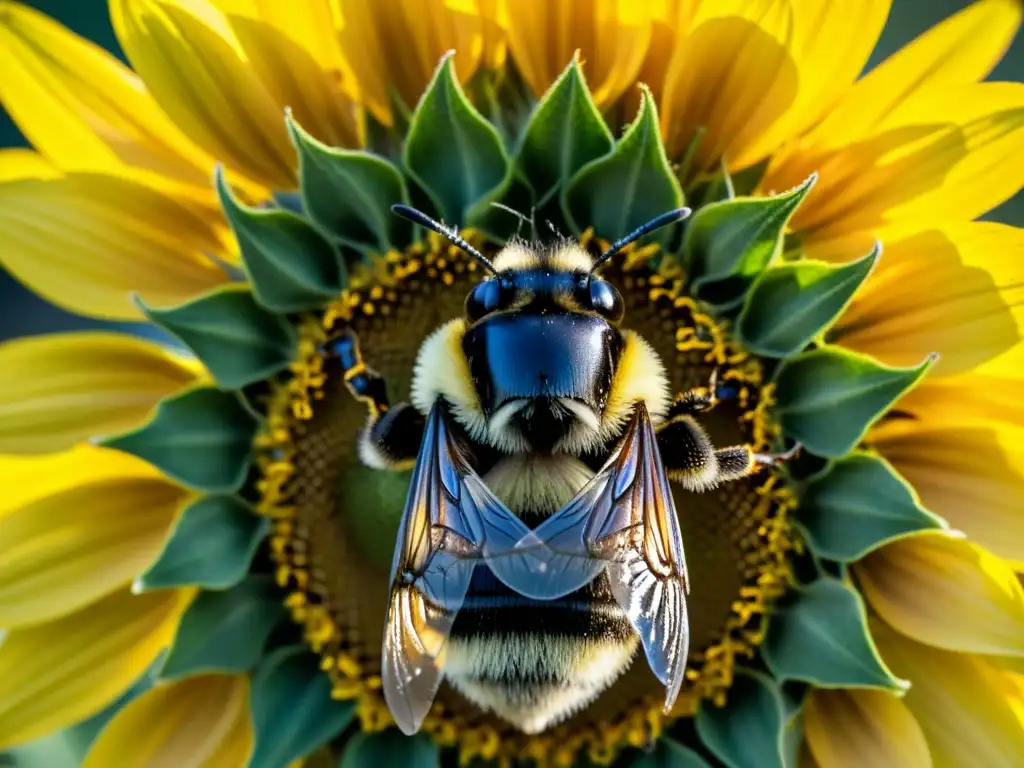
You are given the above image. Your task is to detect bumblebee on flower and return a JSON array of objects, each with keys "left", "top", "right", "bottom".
[{"left": 0, "top": 1, "right": 1022, "bottom": 768}]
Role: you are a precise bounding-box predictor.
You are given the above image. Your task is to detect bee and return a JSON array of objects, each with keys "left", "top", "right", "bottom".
[{"left": 330, "top": 204, "right": 797, "bottom": 736}]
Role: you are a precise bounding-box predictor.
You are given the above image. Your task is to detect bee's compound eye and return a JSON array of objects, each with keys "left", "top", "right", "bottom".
[
  {"left": 589, "top": 279, "right": 624, "bottom": 323},
  {"left": 466, "top": 279, "right": 502, "bottom": 322}
]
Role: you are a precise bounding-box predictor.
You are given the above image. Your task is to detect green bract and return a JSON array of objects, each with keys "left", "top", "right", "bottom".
[
  {"left": 762, "top": 578, "right": 908, "bottom": 692},
  {"left": 160, "top": 577, "right": 285, "bottom": 680},
  {"left": 695, "top": 671, "right": 786, "bottom": 768},
  {"left": 138, "top": 286, "right": 297, "bottom": 390},
  {"left": 101, "top": 386, "right": 258, "bottom": 493},
  {"left": 75, "top": 54, "right": 940, "bottom": 768},
  {"left": 137, "top": 495, "right": 269, "bottom": 591}
]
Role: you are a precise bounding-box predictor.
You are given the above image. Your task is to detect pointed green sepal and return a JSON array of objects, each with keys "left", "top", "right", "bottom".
[
  {"left": 695, "top": 669, "right": 786, "bottom": 768},
  {"left": 404, "top": 51, "right": 509, "bottom": 224},
  {"left": 287, "top": 113, "right": 411, "bottom": 251},
  {"left": 763, "top": 577, "right": 909, "bottom": 692},
  {"left": 159, "top": 576, "right": 284, "bottom": 680},
  {"left": 340, "top": 731, "right": 440, "bottom": 768},
  {"left": 517, "top": 53, "right": 613, "bottom": 205},
  {"left": 564, "top": 87, "right": 684, "bottom": 243},
  {"left": 215, "top": 166, "right": 346, "bottom": 313},
  {"left": 249, "top": 647, "right": 356, "bottom": 768},
  {"left": 795, "top": 452, "right": 947, "bottom": 561},
  {"left": 136, "top": 495, "right": 269, "bottom": 591},
  {"left": 685, "top": 174, "right": 817, "bottom": 307},
  {"left": 738, "top": 243, "right": 879, "bottom": 358},
  {"left": 773, "top": 347, "right": 936, "bottom": 458},
  {"left": 632, "top": 737, "right": 714, "bottom": 767},
  {"left": 137, "top": 285, "right": 297, "bottom": 390},
  {"left": 101, "top": 386, "right": 258, "bottom": 492}
]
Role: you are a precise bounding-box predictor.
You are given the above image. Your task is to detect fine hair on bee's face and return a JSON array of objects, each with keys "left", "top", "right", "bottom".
[{"left": 336, "top": 205, "right": 798, "bottom": 738}]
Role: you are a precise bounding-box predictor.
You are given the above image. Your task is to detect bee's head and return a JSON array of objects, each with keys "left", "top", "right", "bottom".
[
  {"left": 392, "top": 204, "right": 689, "bottom": 453},
  {"left": 459, "top": 247, "right": 626, "bottom": 452}
]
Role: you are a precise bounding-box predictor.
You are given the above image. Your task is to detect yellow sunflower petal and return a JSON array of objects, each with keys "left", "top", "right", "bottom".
[
  {"left": 804, "top": 688, "right": 930, "bottom": 768},
  {"left": 786, "top": 84, "right": 1024, "bottom": 251},
  {"left": 0, "top": 332, "right": 201, "bottom": 454},
  {"left": 0, "top": 587, "right": 193, "bottom": 750},
  {"left": 0, "top": 461, "right": 188, "bottom": 628},
  {"left": 333, "top": 0, "right": 487, "bottom": 127},
  {"left": 0, "top": 445, "right": 156, "bottom": 517},
  {"left": 732, "top": 0, "right": 892, "bottom": 168},
  {"left": 894, "top": 374, "right": 1024, "bottom": 429},
  {"left": 773, "top": 0, "right": 1021, "bottom": 162},
  {"left": 83, "top": 675, "right": 252, "bottom": 768},
  {"left": 660, "top": 0, "right": 796, "bottom": 175},
  {"left": 0, "top": 149, "right": 58, "bottom": 182},
  {"left": 873, "top": 423, "right": 1024, "bottom": 564},
  {"left": 0, "top": 174, "right": 231, "bottom": 320},
  {"left": 210, "top": 1, "right": 362, "bottom": 148},
  {"left": 857, "top": 533, "right": 1024, "bottom": 656},
  {"left": 504, "top": 0, "right": 653, "bottom": 111},
  {"left": 873, "top": 620, "right": 1024, "bottom": 768},
  {"left": 110, "top": 0, "right": 295, "bottom": 190},
  {"left": 0, "top": 2, "right": 213, "bottom": 189},
  {"left": 833, "top": 222, "right": 1024, "bottom": 374}
]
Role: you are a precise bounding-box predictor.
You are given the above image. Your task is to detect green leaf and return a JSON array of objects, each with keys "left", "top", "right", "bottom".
[
  {"left": 695, "top": 669, "right": 785, "bottom": 768},
  {"left": 249, "top": 647, "right": 356, "bottom": 768},
  {"left": 685, "top": 174, "right": 816, "bottom": 306},
  {"left": 137, "top": 285, "right": 297, "bottom": 390},
  {"left": 287, "top": 113, "right": 410, "bottom": 251},
  {"left": 564, "top": 87, "right": 683, "bottom": 243},
  {"left": 160, "top": 576, "right": 284, "bottom": 680},
  {"left": 773, "top": 347, "right": 936, "bottom": 458},
  {"left": 136, "top": 495, "right": 269, "bottom": 591},
  {"left": 631, "top": 737, "right": 713, "bottom": 767},
  {"left": 216, "top": 166, "right": 346, "bottom": 313},
  {"left": 102, "top": 386, "right": 258, "bottom": 492},
  {"left": 795, "top": 452, "right": 947, "bottom": 561},
  {"left": 517, "top": 53, "right": 613, "bottom": 205},
  {"left": 762, "top": 578, "right": 909, "bottom": 692},
  {"left": 340, "top": 731, "right": 440, "bottom": 768},
  {"left": 738, "top": 244, "right": 879, "bottom": 358},
  {"left": 404, "top": 51, "right": 509, "bottom": 224}
]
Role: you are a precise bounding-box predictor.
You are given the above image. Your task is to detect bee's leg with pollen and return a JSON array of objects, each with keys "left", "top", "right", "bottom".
[{"left": 330, "top": 328, "right": 425, "bottom": 470}]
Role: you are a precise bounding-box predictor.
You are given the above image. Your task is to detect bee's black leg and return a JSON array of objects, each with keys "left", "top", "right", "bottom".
[
  {"left": 713, "top": 443, "right": 802, "bottom": 481},
  {"left": 330, "top": 328, "right": 425, "bottom": 470},
  {"left": 666, "top": 367, "right": 735, "bottom": 419},
  {"left": 656, "top": 414, "right": 719, "bottom": 491},
  {"left": 657, "top": 414, "right": 801, "bottom": 490}
]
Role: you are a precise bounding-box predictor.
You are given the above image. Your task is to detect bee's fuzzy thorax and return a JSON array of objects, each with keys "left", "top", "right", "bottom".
[
  {"left": 492, "top": 241, "right": 594, "bottom": 273},
  {"left": 411, "top": 319, "right": 489, "bottom": 442}
]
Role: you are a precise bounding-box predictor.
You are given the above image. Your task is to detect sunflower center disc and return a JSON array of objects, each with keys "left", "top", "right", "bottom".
[{"left": 257, "top": 237, "right": 798, "bottom": 765}]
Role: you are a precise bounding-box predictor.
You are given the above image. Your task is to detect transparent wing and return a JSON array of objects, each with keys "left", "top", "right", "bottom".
[
  {"left": 381, "top": 402, "right": 532, "bottom": 734},
  {"left": 508, "top": 403, "right": 690, "bottom": 711}
]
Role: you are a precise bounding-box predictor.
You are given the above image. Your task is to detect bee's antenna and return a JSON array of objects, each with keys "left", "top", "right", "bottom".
[
  {"left": 590, "top": 207, "right": 691, "bottom": 273},
  {"left": 391, "top": 204, "right": 498, "bottom": 275},
  {"left": 489, "top": 202, "right": 534, "bottom": 238}
]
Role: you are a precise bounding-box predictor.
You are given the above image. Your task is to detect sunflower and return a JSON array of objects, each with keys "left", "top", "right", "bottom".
[{"left": 1, "top": 0, "right": 1023, "bottom": 766}]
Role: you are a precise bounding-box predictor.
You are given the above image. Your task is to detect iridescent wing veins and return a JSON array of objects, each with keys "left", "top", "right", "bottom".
[{"left": 381, "top": 402, "right": 532, "bottom": 734}]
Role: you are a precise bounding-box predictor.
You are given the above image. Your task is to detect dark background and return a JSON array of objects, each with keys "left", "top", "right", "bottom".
[{"left": 2, "top": 0, "right": 1022, "bottom": 343}]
